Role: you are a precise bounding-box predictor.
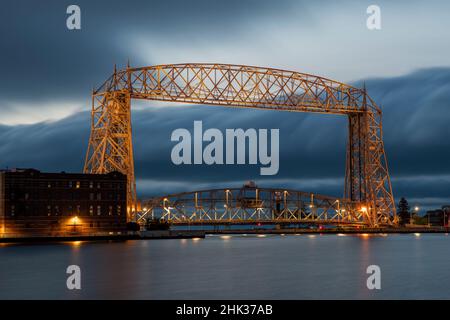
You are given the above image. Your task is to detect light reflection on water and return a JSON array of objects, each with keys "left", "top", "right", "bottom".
[{"left": 0, "top": 234, "right": 449, "bottom": 299}]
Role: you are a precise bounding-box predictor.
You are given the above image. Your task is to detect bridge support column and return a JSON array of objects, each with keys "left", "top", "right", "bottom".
[
  {"left": 84, "top": 90, "right": 137, "bottom": 221},
  {"left": 345, "top": 97, "right": 396, "bottom": 226}
]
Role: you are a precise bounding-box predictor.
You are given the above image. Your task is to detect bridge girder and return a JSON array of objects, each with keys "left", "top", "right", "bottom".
[
  {"left": 83, "top": 63, "right": 397, "bottom": 226},
  {"left": 138, "top": 187, "right": 366, "bottom": 226}
]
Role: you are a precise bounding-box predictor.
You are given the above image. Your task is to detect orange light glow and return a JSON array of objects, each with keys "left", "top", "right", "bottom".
[
  {"left": 71, "top": 216, "right": 80, "bottom": 225},
  {"left": 360, "top": 233, "right": 370, "bottom": 238}
]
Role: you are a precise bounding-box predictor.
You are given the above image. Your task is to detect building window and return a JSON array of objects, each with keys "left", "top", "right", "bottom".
[
  {"left": 25, "top": 193, "right": 29, "bottom": 200},
  {"left": 89, "top": 193, "right": 94, "bottom": 201},
  {"left": 11, "top": 205, "right": 15, "bottom": 216},
  {"left": 97, "top": 183, "right": 101, "bottom": 189},
  {"left": 97, "top": 206, "right": 101, "bottom": 215},
  {"left": 55, "top": 206, "right": 59, "bottom": 216},
  {"left": 47, "top": 205, "right": 51, "bottom": 216},
  {"left": 76, "top": 181, "right": 80, "bottom": 189},
  {"left": 109, "top": 206, "right": 113, "bottom": 216},
  {"left": 117, "top": 205, "right": 121, "bottom": 215},
  {"left": 89, "top": 205, "right": 94, "bottom": 216},
  {"left": 68, "top": 181, "right": 73, "bottom": 188},
  {"left": 48, "top": 182, "right": 52, "bottom": 188},
  {"left": 97, "top": 193, "right": 101, "bottom": 200},
  {"left": 77, "top": 205, "right": 81, "bottom": 215},
  {"left": 89, "top": 181, "right": 94, "bottom": 189}
]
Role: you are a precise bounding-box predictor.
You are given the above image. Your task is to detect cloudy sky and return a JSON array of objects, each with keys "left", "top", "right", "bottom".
[{"left": 0, "top": 0, "right": 450, "bottom": 211}]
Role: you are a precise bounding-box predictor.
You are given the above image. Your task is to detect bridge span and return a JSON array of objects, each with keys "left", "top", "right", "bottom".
[
  {"left": 138, "top": 184, "right": 369, "bottom": 227},
  {"left": 84, "top": 63, "right": 397, "bottom": 226}
]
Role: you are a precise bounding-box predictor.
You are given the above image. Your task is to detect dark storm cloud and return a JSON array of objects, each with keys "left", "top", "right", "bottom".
[
  {"left": 358, "top": 67, "right": 450, "bottom": 176},
  {"left": 0, "top": 0, "right": 300, "bottom": 104},
  {"left": 1, "top": 68, "right": 450, "bottom": 210}
]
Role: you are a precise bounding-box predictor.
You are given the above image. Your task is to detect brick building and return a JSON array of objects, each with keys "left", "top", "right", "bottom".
[{"left": 0, "top": 169, "right": 127, "bottom": 236}]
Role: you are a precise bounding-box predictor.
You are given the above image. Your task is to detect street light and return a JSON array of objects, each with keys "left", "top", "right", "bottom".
[{"left": 69, "top": 216, "right": 80, "bottom": 232}]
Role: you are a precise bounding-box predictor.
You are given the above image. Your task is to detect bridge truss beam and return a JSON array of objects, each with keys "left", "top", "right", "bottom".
[{"left": 138, "top": 187, "right": 366, "bottom": 226}]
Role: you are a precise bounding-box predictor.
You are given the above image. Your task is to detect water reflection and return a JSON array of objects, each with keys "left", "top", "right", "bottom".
[{"left": 1, "top": 234, "right": 450, "bottom": 299}]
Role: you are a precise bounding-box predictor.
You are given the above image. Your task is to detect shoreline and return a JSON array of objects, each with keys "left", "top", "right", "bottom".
[{"left": 1, "top": 227, "right": 448, "bottom": 243}]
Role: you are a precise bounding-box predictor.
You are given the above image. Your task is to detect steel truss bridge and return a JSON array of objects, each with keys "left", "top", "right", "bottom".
[
  {"left": 84, "top": 63, "right": 397, "bottom": 227},
  {"left": 138, "top": 186, "right": 367, "bottom": 227}
]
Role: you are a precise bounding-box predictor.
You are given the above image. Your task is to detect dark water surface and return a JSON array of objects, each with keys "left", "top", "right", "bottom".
[{"left": 1, "top": 233, "right": 449, "bottom": 299}]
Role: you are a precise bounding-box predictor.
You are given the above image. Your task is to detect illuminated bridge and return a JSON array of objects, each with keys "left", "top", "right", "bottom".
[
  {"left": 84, "top": 63, "right": 397, "bottom": 227},
  {"left": 138, "top": 184, "right": 367, "bottom": 227}
]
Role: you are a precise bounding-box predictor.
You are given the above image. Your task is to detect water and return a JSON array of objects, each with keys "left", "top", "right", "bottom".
[{"left": 1, "top": 233, "right": 449, "bottom": 299}]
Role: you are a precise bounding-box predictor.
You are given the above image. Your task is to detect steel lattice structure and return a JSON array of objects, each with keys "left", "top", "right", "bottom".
[
  {"left": 138, "top": 186, "right": 366, "bottom": 226},
  {"left": 84, "top": 63, "right": 397, "bottom": 226}
]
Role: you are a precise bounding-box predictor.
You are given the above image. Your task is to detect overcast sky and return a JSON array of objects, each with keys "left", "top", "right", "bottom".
[{"left": 0, "top": 0, "right": 449, "bottom": 211}]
